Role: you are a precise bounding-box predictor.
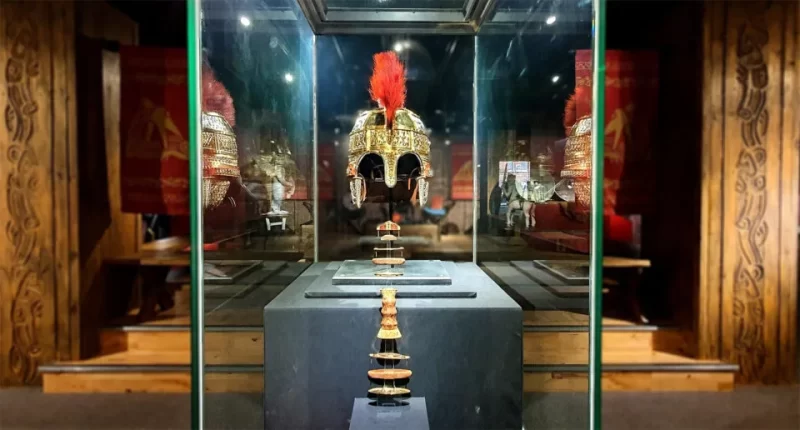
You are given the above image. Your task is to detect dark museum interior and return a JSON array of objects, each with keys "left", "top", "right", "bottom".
[{"left": 0, "top": 0, "right": 797, "bottom": 429}]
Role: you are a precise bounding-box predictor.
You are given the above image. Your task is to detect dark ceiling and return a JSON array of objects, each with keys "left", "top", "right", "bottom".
[{"left": 108, "top": 0, "right": 187, "bottom": 47}]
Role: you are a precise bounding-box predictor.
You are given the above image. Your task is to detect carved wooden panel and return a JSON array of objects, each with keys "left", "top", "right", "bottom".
[
  {"left": 700, "top": 0, "right": 798, "bottom": 384},
  {"left": 0, "top": 0, "right": 78, "bottom": 385},
  {"left": 0, "top": 0, "right": 140, "bottom": 386}
]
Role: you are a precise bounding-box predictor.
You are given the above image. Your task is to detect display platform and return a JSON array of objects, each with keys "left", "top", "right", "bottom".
[
  {"left": 264, "top": 261, "right": 522, "bottom": 430},
  {"left": 204, "top": 260, "right": 264, "bottom": 285},
  {"left": 529, "top": 260, "right": 589, "bottom": 284},
  {"left": 204, "top": 260, "right": 287, "bottom": 299},
  {"left": 332, "top": 259, "right": 451, "bottom": 286},
  {"left": 358, "top": 235, "right": 431, "bottom": 247},
  {"left": 349, "top": 397, "right": 430, "bottom": 430}
]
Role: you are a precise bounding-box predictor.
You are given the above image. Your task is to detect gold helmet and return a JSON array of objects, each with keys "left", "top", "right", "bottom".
[{"left": 347, "top": 52, "right": 432, "bottom": 208}]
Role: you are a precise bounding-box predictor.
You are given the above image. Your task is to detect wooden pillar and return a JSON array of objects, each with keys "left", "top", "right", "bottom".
[
  {"left": 0, "top": 0, "right": 79, "bottom": 385},
  {"left": 699, "top": 0, "right": 799, "bottom": 383},
  {"left": 74, "top": 1, "right": 140, "bottom": 360}
]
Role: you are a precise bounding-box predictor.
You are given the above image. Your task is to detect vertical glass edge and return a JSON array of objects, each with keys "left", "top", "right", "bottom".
[
  {"left": 313, "top": 34, "right": 319, "bottom": 262},
  {"left": 589, "top": 0, "right": 606, "bottom": 429},
  {"left": 187, "top": 0, "right": 204, "bottom": 428},
  {"left": 472, "top": 35, "right": 478, "bottom": 264}
]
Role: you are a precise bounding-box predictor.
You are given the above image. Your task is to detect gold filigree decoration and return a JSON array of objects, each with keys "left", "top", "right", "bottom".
[
  {"left": 3, "top": 9, "right": 51, "bottom": 384},
  {"left": 733, "top": 6, "right": 770, "bottom": 382}
]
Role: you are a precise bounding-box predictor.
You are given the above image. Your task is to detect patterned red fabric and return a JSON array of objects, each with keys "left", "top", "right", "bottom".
[
  {"left": 451, "top": 143, "right": 473, "bottom": 200},
  {"left": 575, "top": 49, "right": 658, "bottom": 216},
  {"left": 120, "top": 46, "right": 189, "bottom": 215},
  {"left": 202, "top": 63, "right": 235, "bottom": 127},
  {"left": 563, "top": 92, "right": 578, "bottom": 134}
]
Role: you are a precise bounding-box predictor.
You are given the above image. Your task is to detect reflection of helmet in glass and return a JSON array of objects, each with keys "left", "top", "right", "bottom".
[
  {"left": 561, "top": 116, "right": 592, "bottom": 207},
  {"left": 347, "top": 52, "right": 432, "bottom": 208},
  {"left": 201, "top": 112, "right": 240, "bottom": 210}
]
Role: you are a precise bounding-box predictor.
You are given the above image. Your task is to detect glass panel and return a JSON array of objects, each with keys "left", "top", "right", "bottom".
[
  {"left": 191, "top": 0, "right": 603, "bottom": 428},
  {"left": 197, "top": 0, "right": 314, "bottom": 427},
  {"left": 476, "top": 0, "right": 598, "bottom": 428},
  {"left": 316, "top": 35, "right": 474, "bottom": 261}
]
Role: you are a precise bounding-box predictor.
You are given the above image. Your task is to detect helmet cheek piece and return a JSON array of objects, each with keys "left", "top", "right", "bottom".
[{"left": 349, "top": 174, "right": 367, "bottom": 209}]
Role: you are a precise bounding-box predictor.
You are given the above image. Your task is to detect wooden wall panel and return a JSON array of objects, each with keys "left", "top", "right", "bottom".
[
  {"left": 778, "top": 1, "right": 799, "bottom": 384},
  {"left": 699, "top": 0, "right": 799, "bottom": 384},
  {"left": 698, "top": 0, "right": 727, "bottom": 362},
  {"left": 77, "top": 1, "right": 139, "bottom": 44},
  {"left": 75, "top": 2, "right": 140, "bottom": 359},
  {"left": 51, "top": 0, "right": 80, "bottom": 364},
  {"left": 0, "top": 0, "right": 78, "bottom": 385},
  {"left": 0, "top": 0, "right": 141, "bottom": 385}
]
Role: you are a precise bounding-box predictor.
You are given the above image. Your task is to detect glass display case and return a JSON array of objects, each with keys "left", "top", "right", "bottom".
[{"left": 188, "top": 0, "right": 605, "bottom": 428}]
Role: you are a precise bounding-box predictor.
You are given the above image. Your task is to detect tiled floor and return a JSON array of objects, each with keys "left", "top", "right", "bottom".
[{"left": 1, "top": 386, "right": 797, "bottom": 429}]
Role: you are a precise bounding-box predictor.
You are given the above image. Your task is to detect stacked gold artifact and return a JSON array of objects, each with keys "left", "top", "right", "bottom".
[
  {"left": 372, "top": 221, "right": 405, "bottom": 277},
  {"left": 368, "top": 288, "right": 412, "bottom": 398}
]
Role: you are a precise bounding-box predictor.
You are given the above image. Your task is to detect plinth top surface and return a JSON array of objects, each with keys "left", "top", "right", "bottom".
[
  {"left": 333, "top": 260, "right": 451, "bottom": 286},
  {"left": 265, "top": 261, "right": 521, "bottom": 311}
]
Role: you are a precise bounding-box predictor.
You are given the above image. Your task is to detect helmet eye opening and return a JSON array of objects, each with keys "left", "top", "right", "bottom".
[
  {"left": 358, "top": 154, "right": 385, "bottom": 181},
  {"left": 397, "top": 153, "right": 421, "bottom": 182}
]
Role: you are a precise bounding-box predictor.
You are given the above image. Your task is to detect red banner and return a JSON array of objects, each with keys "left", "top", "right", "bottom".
[
  {"left": 575, "top": 50, "right": 658, "bottom": 215},
  {"left": 451, "top": 143, "right": 473, "bottom": 200},
  {"left": 120, "top": 46, "right": 189, "bottom": 215},
  {"left": 288, "top": 174, "right": 309, "bottom": 201}
]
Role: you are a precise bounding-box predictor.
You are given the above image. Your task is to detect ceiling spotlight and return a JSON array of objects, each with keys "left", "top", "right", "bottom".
[
  {"left": 240, "top": 15, "right": 251, "bottom": 27},
  {"left": 546, "top": 15, "right": 557, "bottom": 25},
  {"left": 551, "top": 75, "right": 560, "bottom": 84},
  {"left": 444, "top": 139, "right": 451, "bottom": 146},
  {"left": 284, "top": 73, "right": 294, "bottom": 83},
  {"left": 393, "top": 42, "right": 404, "bottom": 52}
]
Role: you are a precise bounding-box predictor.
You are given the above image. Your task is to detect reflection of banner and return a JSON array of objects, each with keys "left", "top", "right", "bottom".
[
  {"left": 120, "top": 46, "right": 189, "bottom": 214},
  {"left": 451, "top": 143, "right": 473, "bottom": 200},
  {"left": 576, "top": 50, "right": 658, "bottom": 215},
  {"left": 318, "top": 143, "right": 335, "bottom": 200},
  {"left": 288, "top": 175, "right": 309, "bottom": 200}
]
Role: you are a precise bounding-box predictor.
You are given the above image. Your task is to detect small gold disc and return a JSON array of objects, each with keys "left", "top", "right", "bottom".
[
  {"left": 368, "top": 387, "right": 411, "bottom": 396},
  {"left": 368, "top": 369, "right": 412, "bottom": 380},
  {"left": 369, "top": 352, "right": 410, "bottom": 360},
  {"left": 372, "top": 257, "right": 406, "bottom": 266}
]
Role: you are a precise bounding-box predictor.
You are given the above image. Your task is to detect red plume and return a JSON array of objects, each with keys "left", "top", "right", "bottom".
[
  {"left": 563, "top": 92, "right": 577, "bottom": 134},
  {"left": 202, "top": 63, "right": 236, "bottom": 127},
  {"left": 369, "top": 51, "right": 406, "bottom": 125}
]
